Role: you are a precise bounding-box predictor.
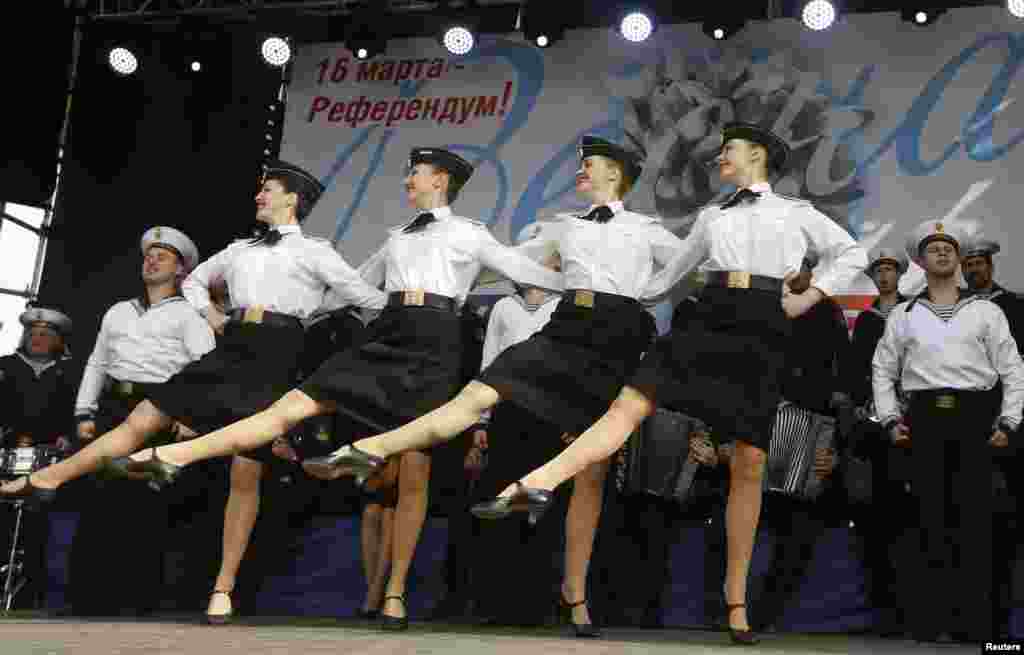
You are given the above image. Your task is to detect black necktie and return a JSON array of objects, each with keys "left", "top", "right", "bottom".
[
  {"left": 403, "top": 212, "right": 436, "bottom": 233},
  {"left": 721, "top": 188, "right": 762, "bottom": 210},
  {"left": 250, "top": 228, "right": 286, "bottom": 246},
  {"left": 579, "top": 205, "right": 615, "bottom": 223}
]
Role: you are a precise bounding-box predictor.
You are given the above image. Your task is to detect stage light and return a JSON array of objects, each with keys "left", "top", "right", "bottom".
[
  {"left": 1009, "top": 0, "right": 1024, "bottom": 18},
  {"left": 107, "top": 46, "right": 138, "bottom": 76},
  {"left": 801, "top": 0, "right": 836, "bottom": 31},
  {"left": 900, "top": 7, "right": 946, "bottom": 26},
  {"left": 521, "top": 0, "right": 567, "bottom": 49},
  {"left": 702, "top": 19, "right": 745, "bottom": 41},
  {"left": 344, "top": 8, "right": 388, "bottom": 60},
  {"left": 347, "top": 32, "right": 385, "bottom": 60},
  {"left": 442, "top": 25, "right": 475, "bottom": 55},
  {"left": 619, "top": 10, "right": 655, "bottom": 43},
  {"left": 261, "top": 36, "right": 291, "bottom": 67},
  {"left": 190, "top": 60, "right": 202, "bottom": 73}
]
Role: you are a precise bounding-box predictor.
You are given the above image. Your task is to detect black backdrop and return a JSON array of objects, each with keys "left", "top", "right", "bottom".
[{"left": 38, "top": 20, "right": 284, "bottom": 364}]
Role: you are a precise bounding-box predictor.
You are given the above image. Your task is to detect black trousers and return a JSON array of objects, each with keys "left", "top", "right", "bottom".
[{"left": 907, "top": 388, "right": 999, "bottom": 641}]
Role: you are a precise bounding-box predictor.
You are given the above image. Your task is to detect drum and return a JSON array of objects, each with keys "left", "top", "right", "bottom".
[
  {"left": 0, "top": 446, "right": 61, "bottom": 479},
  {"left": 764, "top": 401, "right": 835, "bottom": 500}
]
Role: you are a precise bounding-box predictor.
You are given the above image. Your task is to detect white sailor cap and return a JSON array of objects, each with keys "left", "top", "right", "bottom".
[
  {"left": 905, "top": 220, "right": 966, "bottom": 262},
  {"left": 141, "top": 226, "right": 200, "bottom": 272},
  {"left": 19, "top": 307, "right": 72, "bottom": 335},
  {"left": 961, "top": 236, "right": 1001, "bottom": 260},
  {"left": 866, "top": 248, "right": 909, "bottom": 275}
]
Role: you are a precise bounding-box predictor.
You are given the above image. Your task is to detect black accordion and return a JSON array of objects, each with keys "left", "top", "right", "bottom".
[
  {"left": 764, "top": 401, "right": 835, "bottom": 500},
  {"left": 619, "top": 407, "right": 707, "bottom": 506}
]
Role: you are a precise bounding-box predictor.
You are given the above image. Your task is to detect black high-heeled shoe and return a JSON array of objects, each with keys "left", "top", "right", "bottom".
[
  {"left": 0, "top": 475, "right": 57, "bottom": 508},
  {"left": 109, "top": 448, "right": 183, "bottom": 492},
  {"left": 379, "top": 595, "right": 409, "bottom": 631},
  {"left": 725, "top": 603, "right": 760, "bottom": 645},
  {"left": 302, "top": 444, "right": 385, "bottom": 487},
  {"left": 204, "top": 589, "right": 234, "bottom": 625},
  {"left": 356, "top": 607, "right": 380, "bottom": 619},
  {"left": 559, "top": 594, "right": 601, "bottom": 638},
  {"left": 469, "top": 481, "right": 553, "bottom": 526}
]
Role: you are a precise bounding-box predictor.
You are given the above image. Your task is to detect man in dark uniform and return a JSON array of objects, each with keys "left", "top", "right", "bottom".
[
  {"left": 844, "top": 248, "right": 915, "bottom": 636},
  {"left": 961, "top": 236, "right": 1024, "bottom": 638},
  {"left": 874, "top": 221, "right": 1024, "bottom": 643},
  {"left": 0, "top": 308, "right": 76, "bottom": 451},
  {"left": 0, "top": 307, "right": 75, "bottom": 609}
]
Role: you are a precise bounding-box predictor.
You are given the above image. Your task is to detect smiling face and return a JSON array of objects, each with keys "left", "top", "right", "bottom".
[
  {"left": 575, "top": 155, "right": 621, "bottom": 200},
  {"left": 404, "top": 162, "right": 447, "bottom": 209},
  {"left": 141, "top": 244, "right": 182, "bottom": 286},
  {"left": 715, "top": 138, "right": 767, "bottom": 186},
  {"left": 254, "top": 178, "right": 296, "bottom": 224}
]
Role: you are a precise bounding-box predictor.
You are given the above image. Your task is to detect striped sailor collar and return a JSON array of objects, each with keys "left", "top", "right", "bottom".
[{"left": 906, "top": 287, "right": 981, "bottom": 320}]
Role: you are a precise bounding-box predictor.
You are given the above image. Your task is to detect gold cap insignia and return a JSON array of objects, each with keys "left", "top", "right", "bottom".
[{"left": 935, "top": 222, "right": 944, "bottom": 233}]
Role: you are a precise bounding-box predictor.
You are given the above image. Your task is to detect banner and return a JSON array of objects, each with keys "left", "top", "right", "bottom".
[{"left": 281, "top": 6, "right": 1024, "bottom": 322}]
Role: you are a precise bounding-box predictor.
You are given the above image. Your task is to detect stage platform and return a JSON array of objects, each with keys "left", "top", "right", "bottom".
[{"left": 0, "top": 614, "right": 975, "bottom": 654}]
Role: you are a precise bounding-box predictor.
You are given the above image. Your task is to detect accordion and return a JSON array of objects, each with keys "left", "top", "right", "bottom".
[
  {"left": 764, "top": 401, "right": 835, "bottom": 500},
  {"left": 620, "top": 407, "right": 707, "bottom": 506}
]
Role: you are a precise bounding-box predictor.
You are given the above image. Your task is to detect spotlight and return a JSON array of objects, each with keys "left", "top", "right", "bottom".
[
  {"left": 702, "top": 18, "right": 746, "bottom": 41},
  {"left": 261, "top": 36, "right": 291, "bottom": 67},
  {"left": 1010, "top": 0, "right": 1024, "bottom": 18},
  {"left": 801, "top": 0, "right": 837, "bottom": 31},
  {"left": 190, "top": 60, "right": 202, "bottom": 73},
  {"left": 900, "top": 7, "right": 946, "bottom": 26},
  {"left": 442, "top": 24, "right": 476, "bottom": 55},
  {"left": 107, "top": 46, "right": 138, "bottom": 76},
  {"left": 521, "top": 0, "right": 567, "bottom": 49},
  {"left": 618, "top": 9, "right": 656, "bottom": 43},
  {"left": 344, "top": 8, "right": 388, "bottom": 61}
]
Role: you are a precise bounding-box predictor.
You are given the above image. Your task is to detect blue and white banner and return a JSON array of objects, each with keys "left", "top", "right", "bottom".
[{"left": 281, "top": 6, "right": 1024, "bottom": 308}]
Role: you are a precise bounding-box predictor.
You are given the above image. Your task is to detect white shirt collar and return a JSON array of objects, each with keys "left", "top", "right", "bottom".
[
  {"left": 748, "top": 182, "right": 772, "bottom": 193},
  {"left": 276, "top": 224, "right": 303, "bottom": 234},
  {"left": 587, "top": 200, "right": 624, "bottom": 215},
  {"left": 421, "top": 205, "right": 452, "bottom": 219}
]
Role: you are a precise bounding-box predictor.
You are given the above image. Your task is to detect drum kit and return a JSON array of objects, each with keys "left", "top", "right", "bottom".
[{"left": 0, "top": 443, "right": 64, "bottom": 612}]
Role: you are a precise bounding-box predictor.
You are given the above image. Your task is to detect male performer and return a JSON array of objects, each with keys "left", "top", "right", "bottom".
[
  {"left": 844, "top": 247, "right": 914, "bottom": 636},
  {"left": 873, "top": 221, "right": 1024, "bottom": 643},
  {"left": 115, "top": 147, "right": 563, "bottom": 630},
  {"left": 960, "top": 235, "right": 1024, "bottom": 638},
  {"left": 0, "top": 307, "right": 75, "bottom": 450},
  {"left": 444, "top": 123, "right": 866, "bottom": 645}
]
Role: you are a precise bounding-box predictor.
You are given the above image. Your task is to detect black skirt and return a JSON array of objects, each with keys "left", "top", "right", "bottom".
[
  {"left": 477, "top": 291, "right": 655, "bottom": 436},
  {"left": 146, "top": 320, "right": 305, "bottom": 436},
  {"left": 299, "top": 305, "right": 465, "bottom": 436},
  {"left": 630, "top": 286, "right": 789, "bottom": 451}
]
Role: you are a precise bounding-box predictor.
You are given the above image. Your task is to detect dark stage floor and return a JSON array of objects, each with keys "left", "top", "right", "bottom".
[{"left": 0, "top": 614, "right": 978, "bottom": 654}]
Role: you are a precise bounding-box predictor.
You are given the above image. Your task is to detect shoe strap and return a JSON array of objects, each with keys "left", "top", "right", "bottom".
[
  {"left": 726, "top": 603, "right": 746, "bottom": 611},
  {"left": 563, "top": 597, "right": 587, "bottom": 609},
  {"left": 384, "top": 595, "right": 405, "bottom": 605},
  {"left": 212, "top": 589, "right": 233, "bottom": 598}
]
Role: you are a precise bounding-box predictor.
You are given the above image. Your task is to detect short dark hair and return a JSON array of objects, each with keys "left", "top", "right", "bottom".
[
  {"left": 267, "top": 173, "right": 312, "bottom": 221},
  {"left": 427, "top": 163, "right": 465, "bottom": 205}
]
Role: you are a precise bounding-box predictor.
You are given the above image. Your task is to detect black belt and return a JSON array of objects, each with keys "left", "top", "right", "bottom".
[
  {"left": 387, "top": 291, "right": 456, "bottom": 312},
  {"left": 911, "top": 388, "right": 990, "bottom": 410},
  {"left": 229, "top": 307, "right": 303, "bottom": 329},
  {"left": 561, "top": 289, "right": 638, "bottom": 309},
  {"left": 106, "top": 378, "right": 145, "bottom": 398},
  {"left": 704, "top": 271, "right": 784, "bottom": 292}
]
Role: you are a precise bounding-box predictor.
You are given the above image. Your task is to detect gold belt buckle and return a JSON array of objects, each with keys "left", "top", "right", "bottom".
[
  {"left": 403, "top": 290, "right": 426, "bottom": 306},
  {"left": 935, "top": 394, "right": 956, "bottom": 409},
  {"left": 726, "top": 271, "right": 751, "bottom": 289},
  {"left": 574, "top": 290, "right": 595, "bottom": 308},
  {"left": 243, "top": 305, "right": 266, "bottom": 324},
  {"left": 115, "top": 381, "right": 134, "bottom": 396}
]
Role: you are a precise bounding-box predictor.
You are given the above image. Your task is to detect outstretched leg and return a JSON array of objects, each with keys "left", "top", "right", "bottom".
[
  {"left": 0, "top": 400, "right": 172, "bottom": 493},
  {"left": 381, "top": 451, "right": 431, "bottom": 621},
  {"left": 499, "top": 386, "right": 654, "bottom": 497},
  {"left": 354, "top": 382, "right": 500, "bottom": 459},
  {"left": 133, "top": 389, "right": 333, "bottom": 467}
]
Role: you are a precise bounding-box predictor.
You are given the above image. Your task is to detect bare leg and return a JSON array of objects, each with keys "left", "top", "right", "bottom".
[
  {"left": 381, "top": 451, "right": 431, "bottom": 620},
  {"left": 136, "top": 390, "right": 332, "bottom": 467},
  {"left": 497, "top": 387, "right": 654, "bottom": 497},
  {"left": 0, "top": 401, "right": 172, "bottom": 492},
  {"left": 562, "top": 457, "right": 611, "bottom": 625},
  {"left": 724, "top": 441, "right": 767, "bottom": 632},
  {"left": 207, "top": 456, "right": 264, "bottom": 617},
  {"left": 355, "top": 382, "right": 499, "bottom": 459},
  {"left": 361, "top": 503, "right": 384, "bottom": 600},
  {"left": 366, "top": 507, "right": 395, "bottom": 612}
]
